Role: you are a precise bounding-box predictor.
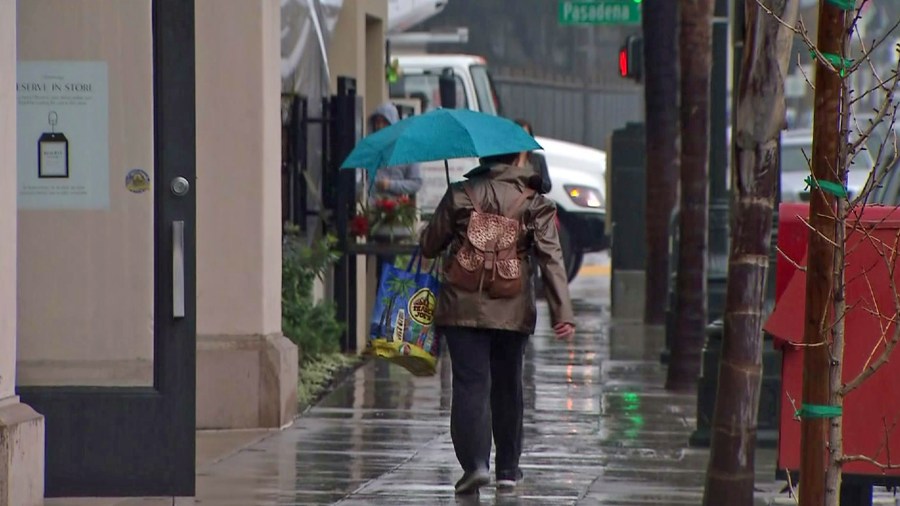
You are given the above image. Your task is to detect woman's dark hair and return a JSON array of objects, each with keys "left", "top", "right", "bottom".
[
  {"left": 514, "top": 118, "right": 534, "bottom": 137},
  {"left": 479, "top": 152, "right": 520, "bottom": 166},
  {"left": 527, "top": 174, "right": 545, "bottom": 191}
]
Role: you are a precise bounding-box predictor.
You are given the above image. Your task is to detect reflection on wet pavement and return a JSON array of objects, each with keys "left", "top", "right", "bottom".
[{"left": 194, "top": 257, "right": 893, "bottom": 505}]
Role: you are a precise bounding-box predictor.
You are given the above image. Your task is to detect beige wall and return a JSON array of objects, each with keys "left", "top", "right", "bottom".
[
  {"left": 196, "top": 0, "right": 282, "bottom": 337},
  {"left": 328, "top": 0, "right": 388, "bottom": 117},
  {"left": 364, "top": 15, "right": 385, "bottom": 116},
  {"left": 0, "top": 0, "right": 17, "bottom": 401},
  {"left": 16, "top": 0, "right": 155, "bottom": 387},
  {"left": 195, "top": 0, "right": 298, "bottom": 429}
]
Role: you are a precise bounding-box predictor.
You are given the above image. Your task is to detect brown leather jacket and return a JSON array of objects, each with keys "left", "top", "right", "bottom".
[{"left": 420, "top": 163, "right": 575, "bottom": 335}]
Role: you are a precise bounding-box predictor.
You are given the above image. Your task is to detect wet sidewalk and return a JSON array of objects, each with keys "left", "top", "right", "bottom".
[{"left": 188, "top": 256, "right": 895, "bottom": 505}]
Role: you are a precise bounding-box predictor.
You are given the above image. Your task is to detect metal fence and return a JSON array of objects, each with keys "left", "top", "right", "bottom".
[{"left": 493, "top": 76, "right": 644, "bottom": 152}]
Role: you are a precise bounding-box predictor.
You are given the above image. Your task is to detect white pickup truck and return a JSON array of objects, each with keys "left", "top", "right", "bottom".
[{"left": 390, "top": 54, "right": 608, "bottom": 280}]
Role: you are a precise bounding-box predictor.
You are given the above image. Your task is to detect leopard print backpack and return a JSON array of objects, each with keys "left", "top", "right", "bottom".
[{"left": 445, "top": 183, "right": 535, "bottom": 298}]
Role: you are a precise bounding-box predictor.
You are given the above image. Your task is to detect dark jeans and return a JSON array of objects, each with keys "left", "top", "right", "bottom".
[{"left": 442, "top": 326, "right": 529, "bottom": 475}]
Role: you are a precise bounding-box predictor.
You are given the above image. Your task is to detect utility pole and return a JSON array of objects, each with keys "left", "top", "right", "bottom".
[{"left": 799, "top": 1, "right": 850, "bottom": 504}]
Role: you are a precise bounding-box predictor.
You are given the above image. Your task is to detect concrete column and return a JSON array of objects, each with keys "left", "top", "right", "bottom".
[
  {"left": 195, "top": 0, "right": 298, "bottom": 429},
  {"left": 0, "top": 0, "right": 17, "bottom": 405},
  {"left": 328, "top": 0, "right": 388, "bottom": 115},
  {"left": 0, "top": 1, "right": 45, "bottom": 503}
]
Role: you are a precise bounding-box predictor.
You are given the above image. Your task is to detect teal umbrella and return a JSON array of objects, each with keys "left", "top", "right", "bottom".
[{"left": 340, "top": 108, "right": 542, "bottom": 182}]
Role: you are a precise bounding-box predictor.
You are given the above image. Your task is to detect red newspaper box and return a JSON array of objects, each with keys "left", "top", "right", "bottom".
[{"left": 765, "top": 203, "right": 900, "bottom": 479}]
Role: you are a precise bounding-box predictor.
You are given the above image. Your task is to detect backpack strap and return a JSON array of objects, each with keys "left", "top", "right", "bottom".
[
  {"left": 462, "top": 182, "right": 533, "bottom": 216},
  {"left": 461, "top": 183, "right": 483, "bottom": 214}
]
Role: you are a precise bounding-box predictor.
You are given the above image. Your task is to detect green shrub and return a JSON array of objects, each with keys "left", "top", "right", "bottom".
[
  {"left": 297, "top": 353, "right": 361, "bottom": 409},
  {"left": 282, "top": 227, "right": 343, "bottom": 361}
]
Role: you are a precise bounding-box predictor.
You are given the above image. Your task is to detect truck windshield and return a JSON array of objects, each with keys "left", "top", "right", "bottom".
[
  {"left": 389, "top": 73, "right": 467, "bottom": 112},
  {"left": 470, "top": 65, "right": 500, "bottom": 116}
]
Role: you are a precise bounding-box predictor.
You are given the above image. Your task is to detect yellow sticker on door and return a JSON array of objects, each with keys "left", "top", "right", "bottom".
[{"left": 126, "top": 168, "right": 151, "bottom": 193}]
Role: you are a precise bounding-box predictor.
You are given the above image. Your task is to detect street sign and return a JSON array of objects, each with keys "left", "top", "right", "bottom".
[{"left": 558, "top": 0, "right": 641, "bottom": 26}]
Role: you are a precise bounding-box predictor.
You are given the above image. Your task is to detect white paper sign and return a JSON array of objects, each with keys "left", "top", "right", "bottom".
[{"left": 17, "top": 61, "right": 110, "bottom": 210}]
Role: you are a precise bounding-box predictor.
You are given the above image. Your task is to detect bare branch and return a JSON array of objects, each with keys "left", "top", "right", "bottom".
[
  {"left": 839, "top": 454, "right": 900, "bottom": 470},
  {"left": 789, "top": 341, "right": 831, "bottom": 349},
  {"left": 848, "top": 70, "right": 900, "bottom": 107},
  {"left": 797, "top": 214, "right": 841, "bottom": 249},
  {"left": 796, "top": 53, "right": 816, "bottom": 92},
  {"left": 785, "top": 469, "right": 799, "bottom": 505},
  {"left": 776, "top": 245, "right": 807, "bottom": 272},
  {"left": 841, "top": 224, "right": 900, "bottom": 395},
  {"left": 846, "top": 16, "right": 900, "bottom": 78},
  {"left": 754, "top": 0, "right": 801, "bottom": 35},
  {"left": 860, "top": 269, "right": 885, "bottom": 341},
  {"left": 787, "top": 390, "right": 801, "bottom": 421},
  {"left": 848, "top": 53, "right": 900, "bottom": 154}
]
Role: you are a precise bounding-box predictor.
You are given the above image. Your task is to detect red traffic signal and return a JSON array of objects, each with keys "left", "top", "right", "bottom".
[{"left": 618, "top": 35, "right": 643, "bottom": 82}]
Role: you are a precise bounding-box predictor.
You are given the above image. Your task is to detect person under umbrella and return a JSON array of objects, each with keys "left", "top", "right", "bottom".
[
  {"left": 366, "top": 102, "right": 423, "bottom": 271},
  {"left": 419, "top": 149, "right": 576, "bottom": 495},
  {"left": 368, "top": 102, "right": 423, "bottom": 207}
]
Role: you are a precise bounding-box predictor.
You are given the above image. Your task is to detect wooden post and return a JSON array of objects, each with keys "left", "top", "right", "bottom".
[{"left": 799, "top": 1, "right": 851, "bottom": 504}]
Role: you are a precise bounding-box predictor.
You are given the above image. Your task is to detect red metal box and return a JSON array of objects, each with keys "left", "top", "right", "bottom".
[{"left": 765, "top": 203, "right": 900, "bottom": 478}]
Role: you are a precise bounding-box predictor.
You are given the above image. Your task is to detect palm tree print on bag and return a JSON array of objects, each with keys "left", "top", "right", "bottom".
[{"left": 379, "top": 274, "right": 417, "bottom": 340}]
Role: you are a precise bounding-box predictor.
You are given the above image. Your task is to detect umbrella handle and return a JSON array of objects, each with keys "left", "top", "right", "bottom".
[{"left": 444, "top": 159, "right": 450, "bottom": 187}]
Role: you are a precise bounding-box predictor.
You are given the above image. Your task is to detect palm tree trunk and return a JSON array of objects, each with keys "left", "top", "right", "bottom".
[
  {"left": 642, "top": 0, "right": 681, "bottom": 325},
  {"left": 385, "top": 299, "right": 395, "bottom": 330},
  {"left": 702, "top": 1, "right": 799, "bottom": 503},
  {"left": 667, "top": 0, "right": 714, "bottom": 391},
  {"left": 380, "top": 298, "right": 392, "bottom": 335}
]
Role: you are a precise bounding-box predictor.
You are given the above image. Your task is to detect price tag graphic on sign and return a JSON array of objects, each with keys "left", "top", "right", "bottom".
[{"left": 38, "top": 111, "right": 69, "bottom": 178}]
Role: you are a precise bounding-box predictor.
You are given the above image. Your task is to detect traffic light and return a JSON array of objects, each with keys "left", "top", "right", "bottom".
[{"left": 618, "top": 35, "right": 644, "bottom": 82}]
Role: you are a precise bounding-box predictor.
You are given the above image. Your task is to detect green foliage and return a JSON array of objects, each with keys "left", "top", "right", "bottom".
[
  {"left": 394, "top": 255, "right": 412, "bottom": 269},
  {"left": 282, "top": 227, "right": 343, "bottom": 360},
  {"left": 297, "top": 353, "right": 362, "bottom": 410}
]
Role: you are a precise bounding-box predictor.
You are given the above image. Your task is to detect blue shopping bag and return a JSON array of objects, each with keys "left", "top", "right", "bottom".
[{"left": 367, "top": 253, "right": 441, "bottom": 376}]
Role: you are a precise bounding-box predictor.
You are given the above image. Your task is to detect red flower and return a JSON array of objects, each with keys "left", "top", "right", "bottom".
[
  {"left": 350, "top": 215, "right": 369, "bottom": 237},
  {"left": 378, "top": 199, "right": 397, "bottom": 213},
  {"left": 397, "top": 195, "right": 411, "bottom": 206}
]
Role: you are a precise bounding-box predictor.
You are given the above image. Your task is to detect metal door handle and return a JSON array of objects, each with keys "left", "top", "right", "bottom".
[{"left": 173, "top": 220, "right": 185, "bottom": 318}]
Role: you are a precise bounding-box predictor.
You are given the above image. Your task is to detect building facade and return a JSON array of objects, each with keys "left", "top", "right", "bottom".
[{"left": 0, "top": 0, "right": 386, "bottom": 502}]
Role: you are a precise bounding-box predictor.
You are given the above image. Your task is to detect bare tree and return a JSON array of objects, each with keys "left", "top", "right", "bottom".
[
  {"left": 702, "top": 0, "right": 799, "bottom": 504},
  {"left": 797, "top": 2, "right": 851, "bottom": 502},
  {"left": 750, "top": 1, "right": 900, "bottom": 503},
  {"left": 642, "top": 0, "right": 680, "bottom": 326},
  {"left": 667, "top": 0, "right": 715, "bottom": 391}
]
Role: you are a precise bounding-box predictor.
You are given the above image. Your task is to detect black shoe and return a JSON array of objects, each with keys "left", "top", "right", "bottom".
[
  {"left": 455, "top": 469, "right": 490, "bottom": 495},
  {"left": 496, "top": 468, "right": 524, "bottom": 489}
]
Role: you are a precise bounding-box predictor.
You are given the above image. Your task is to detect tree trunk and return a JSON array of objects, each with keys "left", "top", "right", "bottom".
[
  {"left": 702, "top": 1, "right": 799, "bottom": 504},
  {"left": 667, "top": 0, "right": 714, "bottom": 391},
  {"left": 642, "top": 0, "right": 680, "bottom": 325},
  {"left": 799, "top": 2, "right": 851, "bottom": 505}
]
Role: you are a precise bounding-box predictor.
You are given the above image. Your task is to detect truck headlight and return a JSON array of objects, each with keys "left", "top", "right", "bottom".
[{"left": 565, "top": 185, "right": 604, "bottom": 208}]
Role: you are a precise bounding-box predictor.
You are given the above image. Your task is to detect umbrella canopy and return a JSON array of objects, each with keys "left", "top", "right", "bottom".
[{"left": 340, "top": 108, "right": 542, "bottom": 177}]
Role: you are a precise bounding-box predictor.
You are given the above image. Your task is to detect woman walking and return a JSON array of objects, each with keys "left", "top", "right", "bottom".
[{"left": 419, "top": 150, "right": 575, "bottom": 495}]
